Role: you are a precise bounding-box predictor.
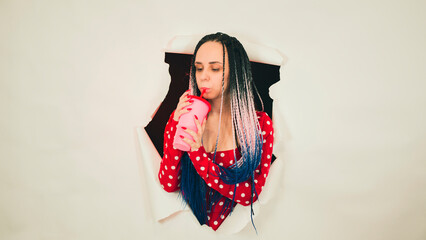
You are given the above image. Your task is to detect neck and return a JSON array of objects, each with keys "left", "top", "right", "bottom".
[{"left": 207, "top": 94, "right": 231, "bottom": 117}]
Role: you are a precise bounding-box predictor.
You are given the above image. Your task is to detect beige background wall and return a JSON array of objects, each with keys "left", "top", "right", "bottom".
[{"left": 1, "top": 0, "right": 425, "bottom": 239}]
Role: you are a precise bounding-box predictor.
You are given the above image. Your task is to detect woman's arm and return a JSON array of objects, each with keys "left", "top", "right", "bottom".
[
  {"left": 158, "top": 111, "right": 184, "bottom": 192},
  {"left": 187, "top": 112, "right": 274, "bottom": 206}
]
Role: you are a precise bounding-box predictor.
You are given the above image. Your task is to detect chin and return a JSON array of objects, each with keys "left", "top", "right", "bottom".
[
  {"left": 202, "top": 90, "right": 223, "bottom": 100},
  {"left": 203, "top": 95, "right": 213, "bottom": 100}
]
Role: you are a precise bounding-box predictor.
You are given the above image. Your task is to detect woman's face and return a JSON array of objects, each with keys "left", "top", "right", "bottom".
[{"left": 194, "top": 41, "right": 230, "bottom": 100}]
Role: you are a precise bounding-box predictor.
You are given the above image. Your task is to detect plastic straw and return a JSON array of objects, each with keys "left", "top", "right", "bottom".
[{"left": 200, "top": 88, "right": 207, "bottom": 98}]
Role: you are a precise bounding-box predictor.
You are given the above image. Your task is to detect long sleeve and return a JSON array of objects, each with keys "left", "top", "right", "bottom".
[
  {"left": 158, "top": 111, "right": 183, "bottom": 192},
  {"left": 187, "top": 112, "right": 274, "bottom": 206}
]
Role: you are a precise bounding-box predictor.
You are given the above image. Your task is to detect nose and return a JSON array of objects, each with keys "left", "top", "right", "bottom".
[{"left": 198, "top": 69, "right": 209, "bottom": 81}]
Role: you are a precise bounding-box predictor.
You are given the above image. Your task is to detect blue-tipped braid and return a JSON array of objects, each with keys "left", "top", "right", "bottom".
[{"left": 179, "top": 32, "right": 265, "bottom": 234}]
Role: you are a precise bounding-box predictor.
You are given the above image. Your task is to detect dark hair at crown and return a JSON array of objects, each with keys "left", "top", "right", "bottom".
[{"left": 189, "top": 32, "right": 263, "bottom": 110}]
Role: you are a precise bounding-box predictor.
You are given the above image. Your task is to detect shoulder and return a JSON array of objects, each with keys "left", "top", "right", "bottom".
[
  {"left": 256, "top": 111, "right": 273, "bottom": 130},
  {"left": 255, "top": 111, "right": 272, "bottom": 122}
]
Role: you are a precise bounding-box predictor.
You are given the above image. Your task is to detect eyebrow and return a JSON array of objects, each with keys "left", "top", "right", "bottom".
[{"left": 194, "top": 61, "right": 222, "bottom": 65}]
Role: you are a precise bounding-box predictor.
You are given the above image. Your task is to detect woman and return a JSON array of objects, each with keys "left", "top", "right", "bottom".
[{"left": 158, "top": 32, "right": 274, "bottom": 232}]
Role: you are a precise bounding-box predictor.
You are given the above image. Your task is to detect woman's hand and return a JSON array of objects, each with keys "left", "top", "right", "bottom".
[
  {"left": 181, "top": 115, "right": 207, "bottom": 152},
  {"left": 173, "top": 90, "right": 194, "bottom": 122}
]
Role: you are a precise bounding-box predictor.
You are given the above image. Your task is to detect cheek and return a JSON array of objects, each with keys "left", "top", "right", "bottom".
[
  {"left": 224, "top": 73, "right": 230, "bottom": 88},
  {"left": 224, "top": 67, "right": 230, "bottom": 85},
  {"left": 216, "top": 75, "right": 226, "bottom": 89},
  {"left": 195, "top": 74, "right": 201, "bottom": 85}
]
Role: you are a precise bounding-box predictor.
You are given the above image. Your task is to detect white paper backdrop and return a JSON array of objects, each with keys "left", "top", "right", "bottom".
[{"left": 1, "top": 0, "right": 425, "bottom": 240}]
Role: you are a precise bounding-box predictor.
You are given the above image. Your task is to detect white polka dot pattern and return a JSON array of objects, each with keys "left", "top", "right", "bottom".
[{"left": 159, "top": 111, "right": 274, "bottom": 228}]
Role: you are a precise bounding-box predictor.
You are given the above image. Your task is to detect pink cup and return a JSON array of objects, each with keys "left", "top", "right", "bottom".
[{"left": 173, "top": 96, "right": 211, "bottom": 151}]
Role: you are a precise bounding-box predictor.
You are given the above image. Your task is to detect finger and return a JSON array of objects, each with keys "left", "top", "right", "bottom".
[
  {"left": 181, "top": 136, "right": 190, "bottom": 144},
  {"left": 177, "top": 100, "right": 192, "bottom": 112},
  {"left": 180, "top": 97, "right": 193, "bottom": 107},
  {"left": 183, "top": 128, "right": 198, "bottom": 143},
  {"left": 194, "top": 116, "right": 202, "bottom": 134},
  {"left": 183, "top": 89, "right": 191, "bottom": 97},
  {"left": 181, "top": 137, "right": 192, "bottom": 149},
  {"left": 175, "top": 102, "right": 185, "bottom": 112},
  {"left": 175, "top": 107, "right": 189, "bottom": 121},
  {"left": 178, "top": 107, "right": 191, "bottom": 116},
  {"left": 179, "top": 91, "right": 190, "bottom": 101},
  {"left": 183, "top": 99, "right": 193, "bottom": 107},
  {"left": 178, "top": 96, "right": 188, "bottom": 104},
  {"left": 201, "top": 118, "right": 207, "bottom": 132},
  {"left": 182, "top": 136, "right": 196, "bottom": 149}
]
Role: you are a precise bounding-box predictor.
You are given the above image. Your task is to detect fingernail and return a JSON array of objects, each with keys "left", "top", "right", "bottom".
[
  {"left": 188, "top": 100, "right": 194, "bottom": 103},
  {"left": 181, "top": 126, "right": 187, "bottom": 130},
  {"left": 186, "top": 108, "right": 192, "bottom": 111},
  {"left": 179, "top": 135, "right": 184, "bottom": 139},
  {"left": 194, "top": 115, "right": 198, "bottom": 120}
]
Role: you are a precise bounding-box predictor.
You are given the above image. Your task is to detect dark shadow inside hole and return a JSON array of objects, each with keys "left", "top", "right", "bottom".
[{"left": 144, "top": 52, "right": 280, "bottom": 164}]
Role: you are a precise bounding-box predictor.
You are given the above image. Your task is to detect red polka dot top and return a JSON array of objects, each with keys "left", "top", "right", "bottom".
[{"left": 158, "top": 111, "right": 274, "bottom": 231}]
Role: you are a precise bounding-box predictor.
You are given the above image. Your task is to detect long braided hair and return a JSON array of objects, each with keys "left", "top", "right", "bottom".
[{"left": 179, "top": 32, "right": 264, "bottom": 232}]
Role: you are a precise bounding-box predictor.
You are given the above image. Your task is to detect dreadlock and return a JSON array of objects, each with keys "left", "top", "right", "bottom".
[{"left": 179, "top": 32, "right": 264, "bottom": 233}]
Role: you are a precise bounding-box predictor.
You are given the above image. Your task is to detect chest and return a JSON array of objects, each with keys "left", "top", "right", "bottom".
[{"left": 202, "top": 117, "right": 238, "bottom": 153}]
